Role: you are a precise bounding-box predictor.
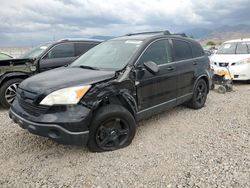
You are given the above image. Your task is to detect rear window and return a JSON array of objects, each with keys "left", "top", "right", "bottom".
[{"left": 173, "top": 40, "right": 192, "bottom": 61}]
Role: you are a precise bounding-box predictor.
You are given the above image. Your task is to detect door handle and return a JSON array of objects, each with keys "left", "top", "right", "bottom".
[
  {"left": 193, "top": 62, "right": 198, "bottom": 65},
  {"left": 167, "top": 66, "right": 174, "bottom": 71}
]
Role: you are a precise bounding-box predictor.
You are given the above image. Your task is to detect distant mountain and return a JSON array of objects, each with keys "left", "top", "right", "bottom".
[
  {"left": 215, "top": 24, "right": 250, "bottom": 33},
  {"left": 90, "top": 35, "right": 114, "bottom": 41},
  {"left": 183, "top": 28, "right": 212, "bottom": 38},
  {"left": 183, "top": 24, "right": 250, "bottom": 39},
  {"left": 183, "top": 24, "right": 250, "bottom": 45}
]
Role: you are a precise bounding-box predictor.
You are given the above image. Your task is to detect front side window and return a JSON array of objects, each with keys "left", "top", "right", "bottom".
[
  {"left": 173, "top": 40, "right": 192, "bottom": 61},
  {"left": 71, "top": 40, "right": 143, "bottom": 70},
  {"left": 138, "top": 40, "right": 172, "bottom": 65},
  {"left": 44, "top": 43, "right": 75, "bottom": 59},
  {"left": 217, "top": 43, "right": 237, "bottom": 54},
  {"left": 75, "top": 43, "right": 98, "bottom": 56}
]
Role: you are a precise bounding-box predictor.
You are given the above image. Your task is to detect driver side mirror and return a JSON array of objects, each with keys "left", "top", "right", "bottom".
[{"left": 143, "top": 61, "right": 159, "bottom": 75}]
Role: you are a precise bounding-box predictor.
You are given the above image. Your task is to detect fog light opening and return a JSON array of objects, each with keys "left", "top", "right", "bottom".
[{"left": 48, "top": 129, "right": 61, "bottom": 139}]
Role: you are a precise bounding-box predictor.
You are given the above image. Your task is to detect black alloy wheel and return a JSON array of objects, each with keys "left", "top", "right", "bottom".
[
  {"left": 187, "top": 79, "right": 208, "bottom": 109},
  {"left": 88, "top": 104, "right": 136, "bottom": 152},
  {"left": 195, "top": 81, "right": 207, "bottom": 106},
  {"left": 96, "top": 118, "right": 130, "bottom": 150}
]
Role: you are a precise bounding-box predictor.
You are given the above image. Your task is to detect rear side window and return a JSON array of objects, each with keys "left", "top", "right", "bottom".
[
  {"left": 173, "top": 40, "right": 192, "bottom": 61},
  {"left": 75, "top": 42, "right": 98, "bottom": 56},
  {"left": 139, "top": 40, "right": 172, "bottom": 65},
  {"left": 191, "top": 42, "right": 204, "bottom": 57},
  {"left": 44, "top": 43, "right": 75, "bottom": 59},
  {"left": 236, "top": 42, "right": 248, "bottom": 54}
]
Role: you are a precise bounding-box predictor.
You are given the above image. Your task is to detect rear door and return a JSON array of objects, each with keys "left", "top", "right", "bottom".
[
  {"left": 136, "top": 39, "right": 178, "bottom": 112},
  {"left": 172, "top": 39, "right": 196, "bottom": 99}
]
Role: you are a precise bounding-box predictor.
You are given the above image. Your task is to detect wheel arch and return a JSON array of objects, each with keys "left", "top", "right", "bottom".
[
  {"left": 91, "top": 92, "right": 138, "bottom": 119},
  {"left": 194, "top": 74, "right": 210, "bottom": 93},
  {"left": 0, "top": 72, "right": 30, "bottom": 87}
]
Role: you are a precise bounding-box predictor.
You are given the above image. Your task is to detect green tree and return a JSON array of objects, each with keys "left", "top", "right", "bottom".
[{"left": 206, "top": 41, "right": 216, "bottom": 46}]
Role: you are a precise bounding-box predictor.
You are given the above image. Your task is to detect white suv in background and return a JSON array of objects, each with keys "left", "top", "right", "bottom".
[{"left": 211, "top": 39, "right": 250, "bottom": 83}]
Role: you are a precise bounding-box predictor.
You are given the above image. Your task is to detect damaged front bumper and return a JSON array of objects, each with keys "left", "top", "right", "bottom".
[{"left": 9, "top": 99, "right": 92, "bottom": 145}]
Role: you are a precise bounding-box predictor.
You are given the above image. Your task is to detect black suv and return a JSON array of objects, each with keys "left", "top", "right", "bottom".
[
  {"left": 9, "top": 31, "right": 211, "bottom": 152},
  {"left": 0, "top": 39, "right": 101, "bottom": 108}
]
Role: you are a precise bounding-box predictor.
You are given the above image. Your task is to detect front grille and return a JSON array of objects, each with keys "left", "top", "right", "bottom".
[
  {"left": 18, "top": 98, "right": 49, "bottom": 116},
  {"left": 219, "top": 62, "right": 229, "bottom": 67},
  {"left": 17, "top": 88, "right": 49, "bottom": 116}
]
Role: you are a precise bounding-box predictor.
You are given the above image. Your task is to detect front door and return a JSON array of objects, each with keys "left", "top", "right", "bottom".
[
  {"left": 135, "top": 39, "right": 178, "bottom": 113},
  {"left": 39, "top": 42, "right": 77, "bottom": 72}
]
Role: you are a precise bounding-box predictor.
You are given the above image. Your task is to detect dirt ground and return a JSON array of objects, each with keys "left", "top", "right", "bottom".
[{"left": 0, "top": 83, "right": 249, "bottom": 188}]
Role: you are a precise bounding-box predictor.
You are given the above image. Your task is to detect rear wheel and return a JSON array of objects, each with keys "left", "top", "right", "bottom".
[
  {"left": 218, "top": 85, "right": 226, "bottom": 94},
  {"left": 88, "top": 104, "right": 136, "bottom": 152},
  {"left": 187, "top": 79, "right": 208, "bottom": 109},
  {"left": 0, "top": 78, "right": 23, "bottom": 108},
  {"left": 225, "top": 84, "right": 233, "bottom": 92},
  {"left": 211, "top": 83, "right": 215, "bottom": 90}
]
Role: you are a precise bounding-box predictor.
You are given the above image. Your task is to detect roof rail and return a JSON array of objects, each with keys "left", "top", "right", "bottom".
[
  {"left": 172, "top": 33, "right": 188, "bottom": 37},
  {"left": 125, "top": 30, "right": 188, "bottom": 38},
  {"left": 125, "top": 30, "right": 171, "bottom": 36},
  {"left": 58, "top": 38, "right": 103, "bottom": 42}
]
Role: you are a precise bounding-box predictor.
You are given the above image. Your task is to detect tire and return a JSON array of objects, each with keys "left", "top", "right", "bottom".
[
  {"left": 211, "top": 83, "right": 215, "bottom": 90},
  {"left": 187, "top": 79, "right": 208, "bottom": 109},
  {"left": 87, "top": 104, "right": 136, "bottom": 152},
  {"left": 218, "top": 86, "right": 226, "bottom": 94},
  {"left": 0, "top": 78, "right": 23, "bottom": 108},
  {"left": 225, "top": 84, "right": 233, "bottom": 92}
]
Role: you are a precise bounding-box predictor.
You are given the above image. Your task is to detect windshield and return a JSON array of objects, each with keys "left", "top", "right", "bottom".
[
  {"left": 20, "top": 43, "right": 52, "bottom": 58},
  {"left": 0, "top": 53, "right": 12, "bottom": 60},
  {"left": 70, "top": 40, "right": 143, "bottom": 70},
  {"left": 217, "top": 42, "right": 237, "bottom": 54}
]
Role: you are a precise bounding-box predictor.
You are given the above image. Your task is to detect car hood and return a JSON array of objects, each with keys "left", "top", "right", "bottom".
[
  {"left": 211, "top": 54, "right": 250, "bottom": 64},
  {"left": 0, "top": 58, "right": 35, "bottom": 66},
  {"left": 20, "top": 67, "right": 116, "bottom": 94}
]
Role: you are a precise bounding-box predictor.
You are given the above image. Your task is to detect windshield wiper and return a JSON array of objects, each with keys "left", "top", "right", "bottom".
[{"left": 78, "top": 65, "right": 99, "bottom": 70}]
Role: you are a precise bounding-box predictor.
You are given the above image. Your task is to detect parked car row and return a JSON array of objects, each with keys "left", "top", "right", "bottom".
[
  {"left": 0, "top": 38, "right": 102, "bottom": 108},
  {"left": 210, "top": 39, "right": 250, "bottom": 83},
  {"left": 8, "top": 31, "right": 211, "bottom": 152}
]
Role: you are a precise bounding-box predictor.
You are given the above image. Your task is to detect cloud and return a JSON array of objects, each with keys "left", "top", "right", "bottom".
[{"left": 0, "top": 0, "right": 250, "bottom": 46}]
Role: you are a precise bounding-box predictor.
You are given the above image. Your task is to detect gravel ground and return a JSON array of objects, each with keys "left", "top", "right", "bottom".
[{"left": 0, "top": 83, "right": 249, "bottom": 188}]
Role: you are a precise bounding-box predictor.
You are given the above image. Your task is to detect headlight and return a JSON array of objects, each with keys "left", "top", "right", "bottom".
[
  {"left": 235, "top": 58, "right": 250, "bottom": 65},
  {"left": 40, "top": 85, "right": 91, "bottom": 106}
]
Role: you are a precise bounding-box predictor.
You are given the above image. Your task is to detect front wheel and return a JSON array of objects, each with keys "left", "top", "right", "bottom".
[
  {"left": 187, "top": 79, "right": 208, "bottom": 109},
  {"left": 0, "top": 78, "right": 23, "bottom": 108},
  {"left": 88, "top": 104, "right": 136, "bottom": 152}
]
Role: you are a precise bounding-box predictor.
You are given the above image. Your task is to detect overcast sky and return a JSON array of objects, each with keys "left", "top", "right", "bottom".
[{"left": 1, "top": 0, "right": 250, "bottom": 46}]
